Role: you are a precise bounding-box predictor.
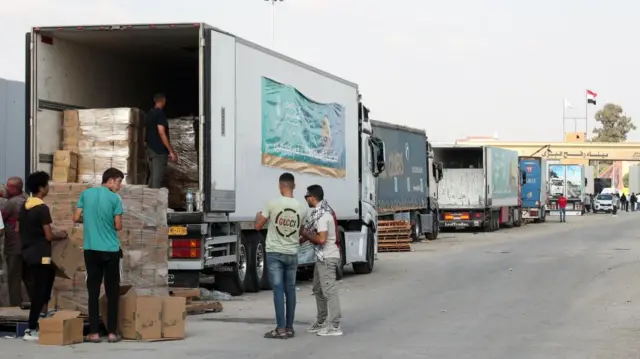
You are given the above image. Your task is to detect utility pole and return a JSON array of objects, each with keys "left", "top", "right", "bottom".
[{"left": 265, "top": 0, "right": 284, "bottom": 48}]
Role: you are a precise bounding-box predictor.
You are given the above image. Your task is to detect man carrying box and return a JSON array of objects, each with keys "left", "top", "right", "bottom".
[{"left": 73, "top": 168, "right": 124, "bottom": 343}]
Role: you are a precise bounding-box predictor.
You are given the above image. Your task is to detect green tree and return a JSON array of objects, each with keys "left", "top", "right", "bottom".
[{"left": 592, "top": 103, "right": 636, "bottom": 142}]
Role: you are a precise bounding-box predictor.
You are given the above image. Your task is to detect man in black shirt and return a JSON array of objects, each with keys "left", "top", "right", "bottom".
[
  {"left": 19, "top": 171, "right": 67, "bottom": 342},
  {"left": 146, "top": 93, "right": 177, "bottom": 188}
]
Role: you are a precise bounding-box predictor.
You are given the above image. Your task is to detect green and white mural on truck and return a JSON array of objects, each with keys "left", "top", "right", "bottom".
[{"left": 490, "top": 147, "right": 519, "bottom": 199}]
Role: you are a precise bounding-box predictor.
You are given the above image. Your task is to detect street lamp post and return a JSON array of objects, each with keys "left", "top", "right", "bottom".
[{"left": 264, "top": 0, "right": 284, "bottom": 48}]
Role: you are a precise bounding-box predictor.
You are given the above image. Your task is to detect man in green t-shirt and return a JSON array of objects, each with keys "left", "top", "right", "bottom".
[{"left": 255, "top": 172, "right": 307, "bottom": 339}]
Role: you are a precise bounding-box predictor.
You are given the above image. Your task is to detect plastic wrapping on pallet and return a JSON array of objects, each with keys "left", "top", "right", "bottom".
[
  {"left": 47, "top": 183, "right": 169, "bottom": 313},
  {"left": 165, "top": 117, "right": 199, "bottom": 210},
  {"left": 62, "top": 108, "right": 147, "bottom": 185}
]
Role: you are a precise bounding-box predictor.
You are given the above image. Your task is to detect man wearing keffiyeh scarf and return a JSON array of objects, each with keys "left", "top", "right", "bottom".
[{"left": 301, "top": 185, "right": 343, "bottom": 337}]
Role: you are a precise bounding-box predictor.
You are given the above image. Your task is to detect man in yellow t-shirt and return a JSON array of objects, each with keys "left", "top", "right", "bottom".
[{"left": 255, "top": 172, "right": 307, "bottom": 339}]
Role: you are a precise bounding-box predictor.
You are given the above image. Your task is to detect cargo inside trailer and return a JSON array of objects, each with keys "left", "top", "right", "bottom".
[
  {"left": 31, "top": 27, "right": 200, "bottom": 210},
  {"left": 433, "top": 147, "right": 484, "bottom": 169}
]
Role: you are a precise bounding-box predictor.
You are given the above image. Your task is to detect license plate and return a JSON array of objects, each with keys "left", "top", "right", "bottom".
[
  {"left": 169, "top": 226, "right": 187, "bottom": 236},
  {"left": 444, "top": 222, "right": 468, "bottom": 227}
]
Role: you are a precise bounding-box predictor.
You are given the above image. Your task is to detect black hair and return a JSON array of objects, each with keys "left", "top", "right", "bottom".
[
  {"left": 279, "top": 172, "right": 295, "bottom": 188},
  {"left": 102, "top": 168, "right": 125, "bottom": 184},
  {"left": 306, "top": 184, "right": 324, "bottom": 201},
  {"left": 25, "top": 171, "right": 50, "bottom": 195},
  {"left": 154, "top": 92, "right": 166, "bottom": 102}
]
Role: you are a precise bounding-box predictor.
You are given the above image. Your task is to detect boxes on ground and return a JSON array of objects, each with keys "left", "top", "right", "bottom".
[
  {"left": 38, "top": 310, "right": 84, "bottom": 345},
  {"left": 52, "top": 150, "right": 79, "bottom": 183},
  {"left": 100, "top": 286, "right": 186, "bottom": 340}
]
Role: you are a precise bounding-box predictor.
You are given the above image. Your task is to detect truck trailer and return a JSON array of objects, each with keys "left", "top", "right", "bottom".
[
  {"left": 546, "top": 164, "right": 585, "bottom": 216},
  {"left": 370, "top": 120, "right": 442, "bottom": 241},
  {"left": 25, "top": 23, "right": 386, "bottom": 296},
  {"left": 433, "top": 145, "right": 523, "bottom": 231},
  {"left": 519, "top": 157, "right": 547, "bottom": 222}
]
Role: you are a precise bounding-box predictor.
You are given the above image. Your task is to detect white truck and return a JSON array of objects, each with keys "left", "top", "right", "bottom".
[
  {"left": 25, "top": 23, "right": 386, "bottom": 295},
  {"left": 433, "top": 145, "right": 524, "bottom": 231}
]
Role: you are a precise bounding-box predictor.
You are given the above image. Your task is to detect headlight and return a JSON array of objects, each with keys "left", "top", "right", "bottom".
[{"left": 535, "top": 201, "right": 539, "bottom": 206}]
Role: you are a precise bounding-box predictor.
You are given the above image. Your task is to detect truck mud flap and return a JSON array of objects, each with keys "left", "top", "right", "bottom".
[{"left": 167, "top": 211, "right": 204, "bottom": 225}]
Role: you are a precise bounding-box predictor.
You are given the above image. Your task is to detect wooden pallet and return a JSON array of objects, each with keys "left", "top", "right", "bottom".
[{"left": 378, "top": 243, "right": 412, "bottom": 252}]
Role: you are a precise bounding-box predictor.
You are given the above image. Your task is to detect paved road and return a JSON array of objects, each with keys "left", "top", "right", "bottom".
[{"left": 5, "top": 212, "right": 640, "bottom": 358}]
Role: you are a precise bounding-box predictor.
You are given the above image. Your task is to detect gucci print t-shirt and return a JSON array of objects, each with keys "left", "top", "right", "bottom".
[{"left": 262, "top": 196, "right": 307, "bottom": 255}]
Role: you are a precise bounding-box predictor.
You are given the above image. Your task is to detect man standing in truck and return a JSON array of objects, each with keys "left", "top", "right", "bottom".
[
  {"left": 145, "top": 93, "right": 178, "bottom": 188},
  {"left": 254, "top": 172, "right": 307, "bottom": 339}
]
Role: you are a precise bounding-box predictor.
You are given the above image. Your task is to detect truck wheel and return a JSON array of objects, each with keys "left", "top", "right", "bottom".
[
  {"left": 259, "top": 234, "right": 271, "bottom": 290},
  {"left": 410, "top": 212, "right": 422, "bottom": 243},
  {"left": 493, "top": 217, "right": 500, "bottom": 231},
  {"left": 215, "top": 235, "right": 253, "bottom": 296},
  {"left": 353, "top": 229, "right": 374, "bottom": 274},
  {"left": 244, "top": 231, "right": 263, "bottom": 293},
  {"left": 484, "top": 214, "right": 494, "bottom": 232},
  {"left": 426, "top": 214, "right": 439, "bottom": 240},
  {"left": 540, "top": 210, "right": 547, "bottom": 222}
]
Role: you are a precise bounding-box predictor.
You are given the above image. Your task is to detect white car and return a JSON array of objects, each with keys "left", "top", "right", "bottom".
[{"left": 594, "top": 193, "right": 615, "bottom": 213}]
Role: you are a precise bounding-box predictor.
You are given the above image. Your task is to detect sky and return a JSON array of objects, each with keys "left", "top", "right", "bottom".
[{"left": 1, "top": 0, "right": 638, "bottom": 143}]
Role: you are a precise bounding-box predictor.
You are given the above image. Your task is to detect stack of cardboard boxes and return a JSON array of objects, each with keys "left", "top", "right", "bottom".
[
  {"left": 52, "top": 150, "right": 79, "bottom": 183},
  {"left": 44, "top": 183, "right": 183, "bottom": 343},
  {"left": 61, "top": 108, "right": 147, "bottom": 185},
  {"left": 166, "top": 117, "right": 198, "bottom": 210}
]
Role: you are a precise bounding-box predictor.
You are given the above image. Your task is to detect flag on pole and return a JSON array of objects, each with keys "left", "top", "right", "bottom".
[
  {"left": 586, "top": 89, "right": 597, "bottom": 105},
  {"left": 564, "top": 98, "right": 573, "bottom": 109}
]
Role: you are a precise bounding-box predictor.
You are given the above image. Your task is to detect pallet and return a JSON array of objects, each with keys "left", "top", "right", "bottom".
[
  {"left": 186, "top": 301, "right": 223, "bottom": 315},
  {"left": 379, "top": 238, "right": 412, "bottom": 244},
  {"left": 379, "top": 220, "right": 411, "bottom": 227},
  {"left": 378, "top": 243, "right": 412, "bottom": 253}
]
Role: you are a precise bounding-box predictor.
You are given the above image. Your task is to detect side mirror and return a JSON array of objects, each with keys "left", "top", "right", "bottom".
[
  {"left": 584, "top": 178, "right": 588, "bottom": 186},
  {"left": 370, "top": 137, "right": 385, "bottom": 177}
]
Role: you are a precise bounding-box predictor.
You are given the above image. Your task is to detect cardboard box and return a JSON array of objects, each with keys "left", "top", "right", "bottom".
[
  {"left": 51, "top": 239, "right": 85, "bottom": 279},
  {"left": 53, "top": 150, "right": 79, "bottom": 170},
  {"left": 161, "top": 296, "right": 187, "bottom": 339},
  {"left": 52, "top": 166, "right": 77, "bottom": 183},
  {"left": 101, "top": 286, "right": 163, "bottom": 340},
  {"left": 38, "top": 310, "right": 83, "bottom": 345}
]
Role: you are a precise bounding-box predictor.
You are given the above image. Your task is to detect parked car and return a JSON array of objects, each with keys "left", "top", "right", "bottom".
[{"left": 593, "top": 193, "right": 614, "bottom": 213}]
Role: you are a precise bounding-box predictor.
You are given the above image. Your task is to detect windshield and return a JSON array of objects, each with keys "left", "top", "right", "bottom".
[
  {"left": 597, "top": 194, "right": 613, "bottom": 200},
  {"left": 551, "top": 179, "right": 563, "bottom": 185}
]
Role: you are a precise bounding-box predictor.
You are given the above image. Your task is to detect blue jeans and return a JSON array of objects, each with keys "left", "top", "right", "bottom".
[
  {"left": 559, "top": 208, "right": 566, "bottom": 222},
  {"left": 266, "top": 252, "right": 298, "bottom": 329}
]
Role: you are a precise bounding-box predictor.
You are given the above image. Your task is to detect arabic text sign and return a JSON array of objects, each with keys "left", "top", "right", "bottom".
[
  {"left": 261, "top": 77, "right": 347, "bottom": 178},
  {"left": 541, "top": 149, "right": 640, "bottom": 160}
]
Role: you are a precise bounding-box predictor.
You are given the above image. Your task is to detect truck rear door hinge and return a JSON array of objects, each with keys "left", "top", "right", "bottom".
[
  {"left": 200, "top": 115, "right": 205, "bottom": 125},
  {"left": 200, "top": 38, "right": 206, "bottom": 47}
]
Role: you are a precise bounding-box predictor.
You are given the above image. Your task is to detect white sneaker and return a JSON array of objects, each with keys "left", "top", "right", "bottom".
[
  {"left": 23, "top": 329, "right": 39, "bottom": 342},
  {"left": 306, "top": 321, "right": 325, "bottom": 333},
  {"left": 317, "top": 325, "right": 343, "bottom": 336}
]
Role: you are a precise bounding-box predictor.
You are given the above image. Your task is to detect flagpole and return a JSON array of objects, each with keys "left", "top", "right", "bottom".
[
  {"left": 585, "top": 90, "right": 588, "bottom": 140},
  {"left": 562, "top": 99, "right": 566, "bottom": 141}
]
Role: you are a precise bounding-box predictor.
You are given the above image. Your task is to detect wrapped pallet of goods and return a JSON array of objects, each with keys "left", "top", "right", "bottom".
[
  {"left": 165, "top": 117, "right": 199, "bottom": 210},
  {"left": 48, "top": 183, "right": 170, "bottom": 313},
  {"left": 62, "top": 108, "right": 147, "bottom": 185}
]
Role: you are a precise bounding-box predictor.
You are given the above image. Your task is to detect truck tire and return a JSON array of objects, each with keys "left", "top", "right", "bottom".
[
  {"left": 214, "top": 234, "right": 254, "bottom": 296},
  {"left": 493, "top": 216, "right": 500, "bottom": 231},
  {"left": 425, "top": 213, "right": 439, "bottom": 240},
  {"left": 410, "top": 212, "right": 422, "bottom": 243},
  {"left": 259, "top": 234, "right": 272, "bottom": 290},
  {"left": 513, "top": 209, "right": 522, "bottom": 227},
  {"left": 353, "top": 229, "right": 375, "bottom": 275},
  {"left": 244, "top": 231, "right": 263, "bottom": 293},
  {"left": 484, "top": 214, "right": 494, "bottom": 232}
]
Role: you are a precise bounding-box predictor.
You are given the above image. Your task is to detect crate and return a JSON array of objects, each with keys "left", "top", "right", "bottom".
[{"left": 377, "top": 220, "right": 412, "bottom": 252}]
